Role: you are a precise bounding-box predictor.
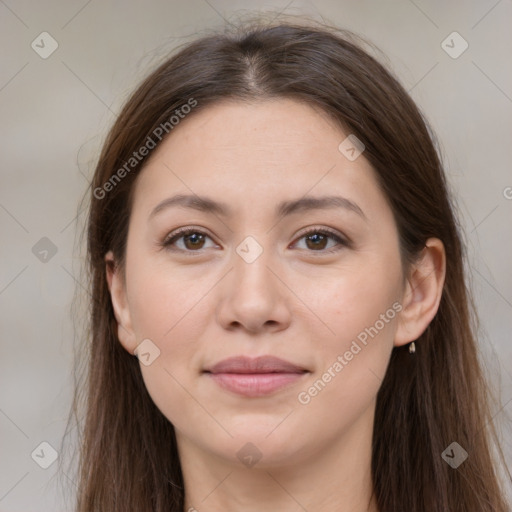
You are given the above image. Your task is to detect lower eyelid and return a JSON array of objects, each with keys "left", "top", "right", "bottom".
[{"left": 292, "top": 234, "right": 346, "bottom": 252}]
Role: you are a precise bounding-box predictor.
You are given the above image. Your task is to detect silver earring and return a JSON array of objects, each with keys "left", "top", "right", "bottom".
[{"left": 409, "top": 341, "right": 416, "bottom": 354}]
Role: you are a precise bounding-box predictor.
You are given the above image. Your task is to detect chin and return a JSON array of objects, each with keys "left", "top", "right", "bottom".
[{"left": 201, "top": 425, "right": 314, "bottom": 469}]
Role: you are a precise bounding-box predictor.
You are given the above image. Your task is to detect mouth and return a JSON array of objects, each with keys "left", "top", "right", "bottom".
[{"left": 203, "top": 356, "right": 309, "bottom": 397}]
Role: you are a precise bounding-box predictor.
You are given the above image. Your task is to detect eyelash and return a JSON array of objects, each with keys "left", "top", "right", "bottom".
[{"left": 160, "top": 226, "right": 350, "bottom": 255}]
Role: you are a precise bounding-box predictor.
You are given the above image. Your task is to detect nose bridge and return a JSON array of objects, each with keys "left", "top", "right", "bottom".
[
  {"left": 232, "top": 233, "right": 275, "bottom": 297},
  {"left": 214, "top": 233, "right": 291, "bottom": 332},
  {"left": 235, "top": 234, "right": 267, "bottom": 267}
]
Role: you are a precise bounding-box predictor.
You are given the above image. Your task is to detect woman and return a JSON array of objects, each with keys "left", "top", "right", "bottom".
[{"left": 66, "top": 18, "right": 511, "bottom": 512}]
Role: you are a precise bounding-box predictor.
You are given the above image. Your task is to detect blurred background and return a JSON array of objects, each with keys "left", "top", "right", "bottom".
[{"left": 1, "top": 0, "right": 511, "bottom": 510}]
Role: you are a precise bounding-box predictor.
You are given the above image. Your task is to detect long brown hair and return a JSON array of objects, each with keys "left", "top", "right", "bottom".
[{"left": 62, "top": 16, "right": 511, "bottom": 511}]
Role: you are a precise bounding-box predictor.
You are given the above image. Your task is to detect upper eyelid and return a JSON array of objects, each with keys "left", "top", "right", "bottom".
[{"left": 162, "top": 226, "right": 216, "bottom": 243}]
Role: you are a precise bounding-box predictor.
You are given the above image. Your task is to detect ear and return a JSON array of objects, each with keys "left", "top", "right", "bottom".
[
  {"left": 105, "top": 251, "right": 137, "bottom": 354},
  {"left": 394, "top": 238, "right": 446, "bottom": 347}
]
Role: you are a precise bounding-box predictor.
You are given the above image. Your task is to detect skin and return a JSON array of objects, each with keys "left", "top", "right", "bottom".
[{"left": 106, "top": 98, "right": 446, "bottom": 512}]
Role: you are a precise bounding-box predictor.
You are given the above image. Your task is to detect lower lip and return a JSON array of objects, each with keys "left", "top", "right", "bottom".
[{"left": 206, "top": 372, "right": 306, "bottom": 397}]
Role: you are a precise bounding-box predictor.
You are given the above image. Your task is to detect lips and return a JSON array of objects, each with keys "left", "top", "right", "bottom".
[
  {"left": 205, "top": 355, "right": 308, "bottom": 374},
  {"left": 204, "top": 356, "right": 309, "bottom": 397}
]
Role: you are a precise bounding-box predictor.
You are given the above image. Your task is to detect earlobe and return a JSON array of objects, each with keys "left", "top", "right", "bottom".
[
  {"left": 105, "top": 251, "right": 138, "bottom": 354},
  {"left": 394, "top": 238, "right": 446, "bottom": 347}
]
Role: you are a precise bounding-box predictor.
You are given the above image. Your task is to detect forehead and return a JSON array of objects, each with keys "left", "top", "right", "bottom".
[
  {"left": 131, "top": 98, "right": 387, "bottom": 220},
  {"left": 154, "top": 99, "right": 345, "bottom": 166}
]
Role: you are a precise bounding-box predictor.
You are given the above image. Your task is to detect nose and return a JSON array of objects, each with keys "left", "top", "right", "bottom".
[{"left": 215, "top": 247, "right": 292, "bottom": 334}]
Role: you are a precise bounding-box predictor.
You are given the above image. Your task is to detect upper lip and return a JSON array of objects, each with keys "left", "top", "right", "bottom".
[{"left": 204, "top": 356, "right": 308, "bottom": 374}]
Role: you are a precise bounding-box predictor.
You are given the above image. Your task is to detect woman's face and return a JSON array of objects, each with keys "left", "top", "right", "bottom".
[{"left": 110, "top": 98, "right": 406, "bottom": 468}]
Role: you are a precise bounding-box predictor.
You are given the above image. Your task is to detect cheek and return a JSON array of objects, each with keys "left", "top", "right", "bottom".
[
  {"left": 293, "top": 283, "right": 398, "bottom": 436},
  {"left": 299, "top": 260, "right": 401, "bottom": 349},
  {"left": 127, "top": 261, "right": 210, "bottom": 342},
  {"left": 131, "top": 302, "right": 206, "bottom": 434},
  {"left": 129, "top": 278, "right": 206, "bottom": 379},
  {"left": 333, "top": 284, "right": 400, "bottom": 352},
  {"left": 294, "top": 261, "right": 401, "bottom": 404},
  {"left": 125, "top": 270, "right": 211, "bottom": 427}
]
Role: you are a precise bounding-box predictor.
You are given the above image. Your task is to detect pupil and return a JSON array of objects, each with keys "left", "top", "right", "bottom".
[
  {"left": 307, "top": 233, "right": 327, "bottom": 250},
  {"left": 185, "top": 233, "right": 204, "bottom": 249}
]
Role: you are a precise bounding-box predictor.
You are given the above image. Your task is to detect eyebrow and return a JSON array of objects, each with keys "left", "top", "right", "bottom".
[{"left": 149, "top": 193, "right": 366, "bottom": 221}]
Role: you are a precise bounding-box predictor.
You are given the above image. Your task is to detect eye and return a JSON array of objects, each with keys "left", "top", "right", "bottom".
[
  {"left": 292, "top": 227, "right": 348, "bottom": 253},
  {"left": 161, "top": 228, "right": 218, "bottom": 252},
  {"left": 161, "top": 226, "right": 349, "bottom": 254}
]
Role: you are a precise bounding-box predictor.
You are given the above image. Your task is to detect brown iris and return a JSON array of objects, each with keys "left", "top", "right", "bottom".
[
  {"left": 183, "top": 232, "right": 206, "bottom": 250},
  {"left": 305, "top": 233, "right": 328, "bottom": 250}
]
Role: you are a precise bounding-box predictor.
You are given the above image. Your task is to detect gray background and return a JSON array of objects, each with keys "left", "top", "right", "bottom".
[{"left": 1, "top": 1, "right": 511, "bottom": 510}]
